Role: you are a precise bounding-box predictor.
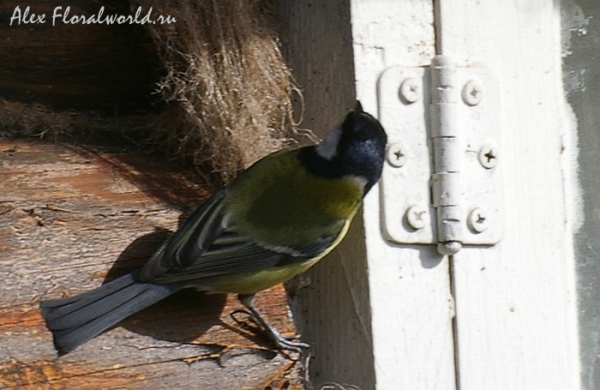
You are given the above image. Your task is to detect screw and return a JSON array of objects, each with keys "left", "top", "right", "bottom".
[
  {"left": 400, "top": 78, "right": 420, "bottom": 104},
  {"left": 478, "top": 144, "right": 498, "bottom": 169},
  {"left": 406, "top": 205, "right": 428, "bottom": 230},
  {"left": 468, "top": 207, "right": 488, "bottom": 233},
  {"left": 462, "top": 80, "right": 483, "bottom": 106},
  {"left": 387, "top": 142, "right": 408, "bottom": 168}
]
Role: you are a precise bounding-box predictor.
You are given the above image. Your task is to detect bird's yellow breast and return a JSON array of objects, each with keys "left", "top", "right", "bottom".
[{"left": 224, "top": 149, "right": 364, "bottom": 246}]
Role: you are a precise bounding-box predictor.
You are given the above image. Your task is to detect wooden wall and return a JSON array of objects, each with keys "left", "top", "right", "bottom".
[{"left": 0, "top": 0, "right": 305, "bottom": 386}]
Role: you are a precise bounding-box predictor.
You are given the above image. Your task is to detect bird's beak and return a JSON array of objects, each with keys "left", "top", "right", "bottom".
[{"left": 354, "top": 100, "right": 364, "bottom": 113}]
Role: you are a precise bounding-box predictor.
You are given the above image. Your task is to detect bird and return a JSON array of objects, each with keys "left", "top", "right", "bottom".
[{"left": 40, "top": 101, "right": 388, "bottom": 355}]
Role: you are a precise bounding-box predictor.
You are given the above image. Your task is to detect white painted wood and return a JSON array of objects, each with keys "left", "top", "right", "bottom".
[
  {"left": 282, "top": 1, "right": 581, "bottom": 388},
  {"left": 351, "top": 1, "right": 458, "bottom": 389},
  {"left": 561, "top": 2, "right": 600, "bottom": 388},
  {"left": 274, "top": 2, "right": 376, "bottom": 388},
  {"left": 436, "top": 1, "right": 581, "bottom": 389}
]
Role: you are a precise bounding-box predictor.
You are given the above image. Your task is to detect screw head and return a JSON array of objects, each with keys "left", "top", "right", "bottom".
[
  {"left": 400, "top": 77, "right": 420, "bottom": 104},
  {"left": 462, "top": 80, "right": 483, "bottom": 106},
  {"left": 468, "top": 207, "right": 488, "bottom": 233},
  {"left": 478, "top": 144, "right": 498, "bottom": 169},
  {"left": 406, "top": 205, "right": 428, "bottom": 230},
  {"left": 387, "top": 142, "right": 408, "bottom": 168}
]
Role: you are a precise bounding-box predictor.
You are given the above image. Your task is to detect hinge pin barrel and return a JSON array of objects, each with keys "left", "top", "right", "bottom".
[{"left": 431, "top": 55, "right": 462, "bottom": 255}]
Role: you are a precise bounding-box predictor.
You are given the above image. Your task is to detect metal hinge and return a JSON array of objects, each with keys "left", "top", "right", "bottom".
[{"left": 378, "top": 55, "right": 504, "bottom": 255}]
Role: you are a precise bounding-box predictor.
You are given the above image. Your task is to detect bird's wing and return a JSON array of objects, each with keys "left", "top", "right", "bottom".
[
  {"left": 140, "top": 189, "right": 338, "bottom": 284},
  {"left": 150, "top": 230, "right": 337, "bottom": 284},
  {"left": 139, "top": 188, "right": 227, "bottom": 281}
]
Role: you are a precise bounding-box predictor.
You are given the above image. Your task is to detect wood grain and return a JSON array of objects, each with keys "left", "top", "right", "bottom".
[
  {"left": 0, "top": 139, "right": 303, "bottom": 389},
  {"left": 349, "top": 1, "right": 458, "bottom": 389},
  {"left": 437, "top": 1, "right": 581, "bottom": 389}
]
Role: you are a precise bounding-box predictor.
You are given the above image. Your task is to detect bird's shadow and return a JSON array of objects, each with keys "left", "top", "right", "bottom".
[
  {"left": 52, "top": 134, "right": 229, "bottom": 344},
  {"left": 100, "top": 221, "right": 227, "bottom": 344}
]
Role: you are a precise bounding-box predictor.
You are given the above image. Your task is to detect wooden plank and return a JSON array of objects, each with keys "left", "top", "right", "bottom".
[
  {"left": 562, "top": 1, "right": 600, "bottom": 388},
  {"left": 277, "top": 1, "right": 457, "bottom": 389},
  {"left": 436, "top": 1, "right": 581, "bottom": 389},
  {"left": 0, "top": 139, "right": 303, "bottom": 389},
  {"left": 273, "top": 2, "right": 377, "bottom": 388},
  {"left": 351, "top": 1, "right": 458, "bottom": 389}
]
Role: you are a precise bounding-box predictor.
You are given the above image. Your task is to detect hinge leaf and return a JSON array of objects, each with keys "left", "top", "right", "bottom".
[{"left": 377, "top": 58, "right": 504, "bottom": 254}]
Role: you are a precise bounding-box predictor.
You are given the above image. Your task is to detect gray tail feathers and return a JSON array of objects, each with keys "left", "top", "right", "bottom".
[{"left": 40, "top": 271, "right": 182, "bottom": 355}]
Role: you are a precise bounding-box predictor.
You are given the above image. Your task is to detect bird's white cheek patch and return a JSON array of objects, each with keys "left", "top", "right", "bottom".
[{"left": 316, "top": 126, "right": 342, "bottom": 160}]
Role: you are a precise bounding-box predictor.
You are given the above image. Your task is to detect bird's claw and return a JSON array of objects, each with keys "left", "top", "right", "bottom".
[{"left": 272, "top": 333, "right": 310, "bottom": 352}]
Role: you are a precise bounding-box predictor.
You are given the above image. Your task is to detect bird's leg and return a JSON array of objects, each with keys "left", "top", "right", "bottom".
[{"left": 238, "top": 294, "right": 310, "bottom": 352}]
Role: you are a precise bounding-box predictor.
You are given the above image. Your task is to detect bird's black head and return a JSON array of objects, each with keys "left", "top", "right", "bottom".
[{"left": 299, "top": 102, "right": 388, "bottom": 194}]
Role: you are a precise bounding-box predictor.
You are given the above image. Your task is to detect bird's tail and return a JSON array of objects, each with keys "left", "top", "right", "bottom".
[{"left": 40, "top": 271, "right": 182, "bottom": 355}]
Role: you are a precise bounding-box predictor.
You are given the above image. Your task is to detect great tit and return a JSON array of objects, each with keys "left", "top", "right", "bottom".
[{"left": 40, "top": 102, "right": 387, "bottom": 355}]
